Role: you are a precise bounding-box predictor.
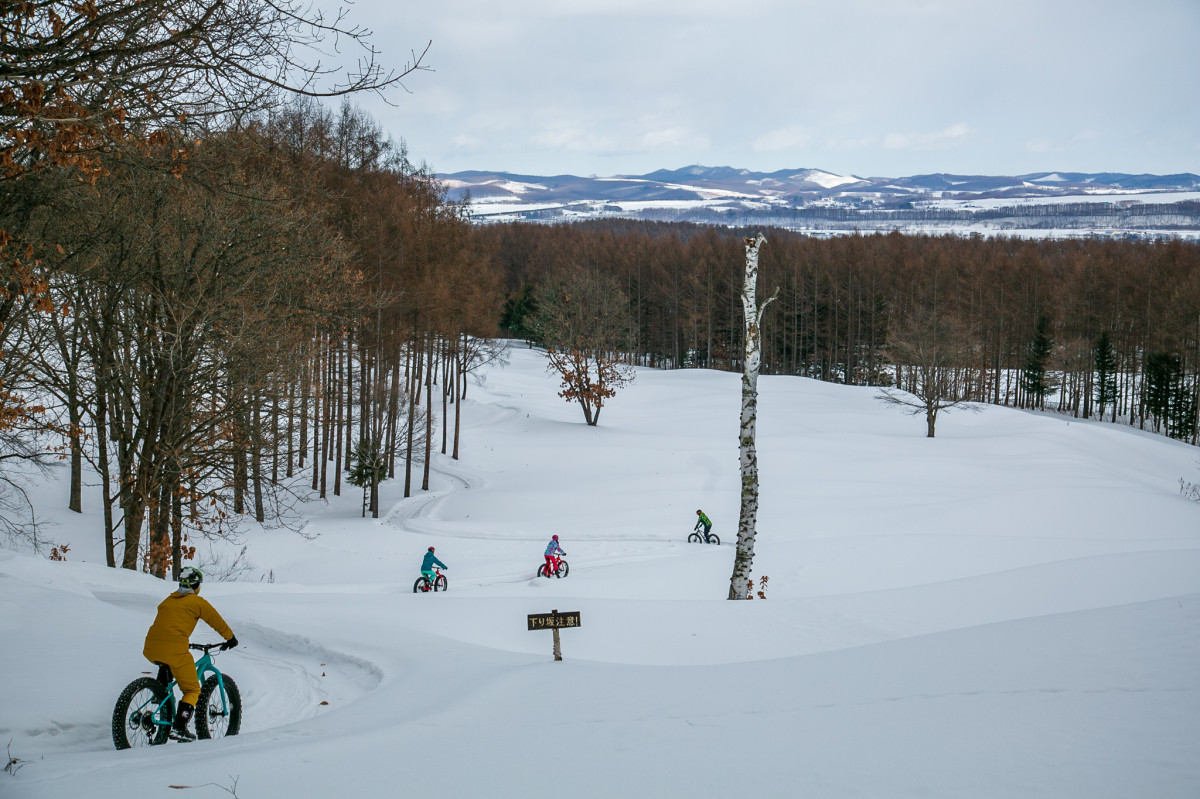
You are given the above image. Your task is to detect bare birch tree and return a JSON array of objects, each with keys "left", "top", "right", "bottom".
[{"left": 728, "top": 234, "right": 775, "bottom": 600}]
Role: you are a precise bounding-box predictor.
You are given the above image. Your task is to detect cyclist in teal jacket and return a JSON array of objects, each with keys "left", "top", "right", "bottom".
[{"left": 421, "top": 547, "right": 447, "bottom": 580}]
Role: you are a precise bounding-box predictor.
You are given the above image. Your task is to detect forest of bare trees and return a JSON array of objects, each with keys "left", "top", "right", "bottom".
[
  {"left": 1, "top": 2, "right": 501, "bottom": 569},
  {"left": 487, "top": 220, "right": 1200, "bottom": 444},
  {"left": 4, "top": 101, "right": 503, "bottom": 569}
]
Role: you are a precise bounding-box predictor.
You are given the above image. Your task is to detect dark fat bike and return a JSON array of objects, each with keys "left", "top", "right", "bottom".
[{"left": 111, "top": 642, "right": 241, "bottom": 749}]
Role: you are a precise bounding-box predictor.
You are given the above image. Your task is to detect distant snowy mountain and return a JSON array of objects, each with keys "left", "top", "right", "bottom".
[{"left": 440, "top": 165, "right": 1200, "bottom": 238}]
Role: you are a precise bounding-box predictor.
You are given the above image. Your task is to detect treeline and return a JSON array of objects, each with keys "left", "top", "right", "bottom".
[
  {"left": 481, "top": 220, "right": 1200, "bottom": 443},
  {"left": 1, "top": 3, "right": 502, "bottom": 571},
  {"left": 619, "top": 200, "right": 1200, "bottom": 233},
  {"left": 5, "top": 102, "right": 503, "bottom": 571}
]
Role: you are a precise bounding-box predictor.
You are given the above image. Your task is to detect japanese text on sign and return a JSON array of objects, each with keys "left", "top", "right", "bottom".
[{"left": 527, "top": 611, "right": 581, "bottom": 631}]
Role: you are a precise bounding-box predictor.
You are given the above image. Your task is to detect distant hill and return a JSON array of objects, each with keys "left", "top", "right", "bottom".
[{"left": 439, "top": 165, "right": 1200, "bottom": 239}]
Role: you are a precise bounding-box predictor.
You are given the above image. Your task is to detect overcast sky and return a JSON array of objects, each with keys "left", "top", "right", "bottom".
[{"left": 337, "top": 0, "right": 1199, "bottom": 178}]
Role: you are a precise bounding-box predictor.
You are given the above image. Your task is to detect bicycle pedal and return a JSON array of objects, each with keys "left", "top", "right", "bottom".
[{"left": 168, "top": 731, "right": 196, "bottom": 743}]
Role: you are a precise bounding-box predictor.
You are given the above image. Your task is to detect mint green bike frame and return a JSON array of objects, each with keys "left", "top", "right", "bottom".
[{"left": 137, "top": 644, "right": 230, "bottom": 731}]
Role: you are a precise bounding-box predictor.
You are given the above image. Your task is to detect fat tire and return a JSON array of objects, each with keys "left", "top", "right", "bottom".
[
  {"left": 434, "top": 574, "right": 448, "bottom": 592},
  {"left": 195, "top": 674, "right": 241, "bottom": 740},
  {"left": 538, "top": 563, "right": 550, "bottom": 578},
  {"left": 414, "top": 577, "right": 430, "bottom": 593},
  {"left": 707, "top": 534, "right": 720, "bottom": 545},
  {"left": 556, "top": 560, "right": 569, "bottom": 578},
  {"left": 687, "top": 532, "right": 702, "bottom": 543},
  {"left": 112, "top": 677, "right": 172, "bottom": 750}
]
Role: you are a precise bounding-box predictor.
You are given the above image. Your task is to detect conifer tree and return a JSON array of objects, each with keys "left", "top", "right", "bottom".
[
  {"left": 1094, "top": 331, "right": 1118, "bottom": 421},
  {"left": 1021, "top": 315, "right": 1054, "bottom": 409},
  {"left": 501, "top": 284, "right": 539, "bottom": 345},
  {"left": 1142, "top": 352, "right": 1191, "bottom": 438},
  {"left": 347, "top": 438, "right": 388, "bottom": 518}
]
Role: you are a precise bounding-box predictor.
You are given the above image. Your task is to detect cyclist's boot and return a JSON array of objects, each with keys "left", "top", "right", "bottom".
[
  {"left": 172, "top": 702, "right": 196, "bottom": 742},
  {"left": 155, "top": 663, "right": 172, "bottom": 687}
]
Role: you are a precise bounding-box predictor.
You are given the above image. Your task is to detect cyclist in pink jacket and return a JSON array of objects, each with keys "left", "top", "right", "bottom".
[{"left": 543, "top": 535, "right": 566, "bottom": 578}]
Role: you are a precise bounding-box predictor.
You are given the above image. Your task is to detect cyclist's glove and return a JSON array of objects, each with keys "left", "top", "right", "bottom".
[{"left": 221, "top": 635, "right": 239, "bottom": 651}]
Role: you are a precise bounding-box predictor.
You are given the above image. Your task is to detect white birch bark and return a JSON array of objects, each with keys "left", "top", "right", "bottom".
[{"left": 729, "top": 234, "right": 775, "bottom": 599}]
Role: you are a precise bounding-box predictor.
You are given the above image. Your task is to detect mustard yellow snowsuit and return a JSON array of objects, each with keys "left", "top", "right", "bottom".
[{"left": 143, "top": 590, "right": 234, "bottom": 705}]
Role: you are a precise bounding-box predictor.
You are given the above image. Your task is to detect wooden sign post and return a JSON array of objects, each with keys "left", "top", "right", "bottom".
[{"left": 527, "top": 608, "right": 581, "bottom": 661}]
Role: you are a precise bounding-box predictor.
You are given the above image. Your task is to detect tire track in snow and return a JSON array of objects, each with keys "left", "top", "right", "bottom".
[
  {"left": 92, "top": 593, "right": 382, "bottom": 739},
  {"left": 375, "top": 446, "right": 728, "bottom": 596},
  {"left": 231, "top": 623, "right": 382, "bottom": 734}
]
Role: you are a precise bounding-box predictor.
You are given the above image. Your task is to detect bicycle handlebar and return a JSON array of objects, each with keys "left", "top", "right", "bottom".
[{"left": 189, "top": 643, "right": 226, "bottom": 653}]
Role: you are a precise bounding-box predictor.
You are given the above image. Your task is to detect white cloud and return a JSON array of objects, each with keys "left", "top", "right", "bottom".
[
  {"left": 528, "top": 0, "right": 773, "bottom": 18},
  {"left": 825, "top": 135, "right": 880, "bottom": 151},
  {"left": 530, "top": 119, "right": 707, "bottom": 157},
  {"left": 530, "top": 124, "right": 610, "bottom": 152},
  {"left": 640, "top": 126, "right": 707, "bottom": 151},
  {"left": 883, "top": 123, "right": 971, "bottom": 151},
  {"left": 752, "top": 125, "right": 814, "bottom": 153},
  {"left": 449, "top": 134, "right": 483, "bottom": 150}
]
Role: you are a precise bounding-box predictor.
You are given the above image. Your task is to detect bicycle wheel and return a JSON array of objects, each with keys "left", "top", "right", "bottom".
[
  {"left": 413, "top": 577, "right": 430, "bottom": 593},
  {"left": 112, "top": 677, "right": 172, "bottom": 750},
  {"left": 555, "top": 560, "right": 569, "bottom": 578},
  {"left": 707, "top": 533, "right": 720, "bottom": 545},
  {"left": 537, "top": 563, "right": 550, "bottom": 578},
  {"left": 687, "top": 532, "right": 702, "bottom": 543},
  {"left": 434, "top": 574, "right": 448, "bottom": 592},
  {"left": 195, "top": 674, "right": 242, "bottom": 740}
]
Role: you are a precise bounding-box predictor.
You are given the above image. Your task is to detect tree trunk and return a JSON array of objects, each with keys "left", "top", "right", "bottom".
[
  {"left": 333, "top": 338, "right": 343, "bottom": 497},
  {"left": 251, "top": 392, "right": 265, "bottom": 523},
  {"left": 311, "top": 342, "right": 321, "bottom": 491},
  {"left": 422, "top": 332, "right": 435, "bottom": 491},
  {"left": 729, "top": 234, "right": 775, "bottom": 600},
  {"left": 97, "top": 381, "right": 116, "bottom": 568},
  {"left": 405, "top": 331, "right": 419, "bottom": 497},
  {"left": 67, "top": 371, "right": 82, "bottom": 513},
  {"left": 441, "top": 340, "right": 450, "bottom": 455},
  {"left": 453, "top": 334, "right": 463, "bottom": 460},
  {"left": 388, "top": 354, "right": 400, "bottom": 479},
  {"left": 321, "top": 339, "right": 332, "bottom": 498}
]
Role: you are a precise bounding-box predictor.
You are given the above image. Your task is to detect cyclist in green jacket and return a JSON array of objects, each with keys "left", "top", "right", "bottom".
[{"left": 694, "top": 509, "right": 712, "bottom": 537}]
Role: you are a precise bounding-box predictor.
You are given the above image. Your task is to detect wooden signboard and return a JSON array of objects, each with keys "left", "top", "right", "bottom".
[
  {"left": 526, "top": 610, "right": 581, "bottom": 630},
  {"left": 527, "top": 609, "right": 580, "bottom": 661}
]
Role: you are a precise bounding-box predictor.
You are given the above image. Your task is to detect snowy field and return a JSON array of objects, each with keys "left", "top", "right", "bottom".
[
  {"left": 2, "top": 344, "right": 1199, "bottom": 798},
  {"left": 917, "top": 190, "right": 1200, "bottom": 210}
]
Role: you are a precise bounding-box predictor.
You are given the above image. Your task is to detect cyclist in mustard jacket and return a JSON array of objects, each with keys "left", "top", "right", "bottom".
[{"left": 143, "top": 567, "right": 238, "bottom": 740}]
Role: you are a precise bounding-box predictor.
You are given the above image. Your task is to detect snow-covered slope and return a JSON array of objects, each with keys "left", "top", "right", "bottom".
[{"left": 3, "top": 345, "right": 1198, "bottom": 798}]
